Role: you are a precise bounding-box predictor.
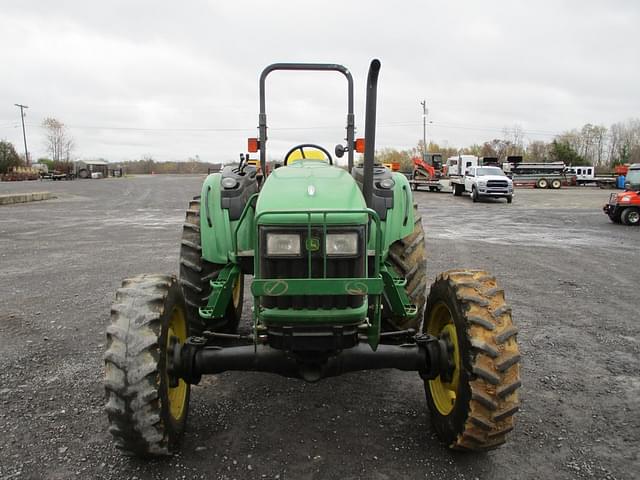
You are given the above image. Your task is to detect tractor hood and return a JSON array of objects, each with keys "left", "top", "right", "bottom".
[{"left": 255, "top": 161, "right": 368, "bottom": 225}]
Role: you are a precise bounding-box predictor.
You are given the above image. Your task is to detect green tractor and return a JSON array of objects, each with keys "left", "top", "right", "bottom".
[{"left": 104, "top": 60, "right": 521, "bottom": 456}]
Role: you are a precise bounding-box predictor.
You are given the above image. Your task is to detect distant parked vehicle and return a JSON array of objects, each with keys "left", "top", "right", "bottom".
[
  {"left": 502, "top": 158, "right": 574, "bottom": 189},
  {"left": 603, "top": 164, "right": 640, "bottom": 226},
  {"left": 451, "top": 165, "right": 514, "bottom": 203},
  {"left": 567, "top": 166, "right": 595, "bottom": 184}
]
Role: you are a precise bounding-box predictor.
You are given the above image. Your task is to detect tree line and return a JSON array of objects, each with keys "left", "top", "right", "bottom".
[
  {"left": 375, "top": 119, "right": 640, "bottom": 173},
  {"left": 5, "top": 116, "right": 639, "bottom": 175},
  {"left": 121, "top": 156, "right": 221, "bottom": 174}
]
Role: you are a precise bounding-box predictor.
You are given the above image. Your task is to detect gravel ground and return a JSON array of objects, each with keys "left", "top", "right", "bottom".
[{"left": 0, "top": 176, "right": 638, "bottom": 480}]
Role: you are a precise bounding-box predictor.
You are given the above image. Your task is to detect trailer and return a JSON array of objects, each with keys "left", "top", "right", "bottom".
[{"left": 502, "top": 159, "right": 575, "bottom": 189}]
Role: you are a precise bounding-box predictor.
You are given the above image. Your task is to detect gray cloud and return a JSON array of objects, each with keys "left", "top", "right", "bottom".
[{"left": 1, "top": 0, "right": 638, "bottom": 164}]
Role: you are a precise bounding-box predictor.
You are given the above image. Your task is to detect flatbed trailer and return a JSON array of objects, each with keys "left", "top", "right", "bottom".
[
  {"left": 409, "top": 178, "right": 450, "bottom": 191},
  {"left": 406, "top": 172, "right": 451, "bottom": 192},
  {"left": 509, "top": 173, "right": 573, "bottom": 189}
]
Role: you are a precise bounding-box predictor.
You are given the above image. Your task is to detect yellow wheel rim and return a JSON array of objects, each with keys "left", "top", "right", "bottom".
[
  {"left": 426, "top": 302, "right": 461, "bottom": 416},
  {"left": 166, "top": 306, "right": 188, "bottom": 420},
  {"left": 231, "top": 275, "right": 242, "bottom": 308}
]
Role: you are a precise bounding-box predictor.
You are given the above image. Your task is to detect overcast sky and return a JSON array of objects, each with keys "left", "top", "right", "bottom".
[{"left": 1, "top": 1, "right": 638, "bottom": 165}]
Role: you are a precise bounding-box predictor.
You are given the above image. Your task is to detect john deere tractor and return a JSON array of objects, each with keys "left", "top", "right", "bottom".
[{"left": 104, "top": 60, "right": 521, "bottom": 456}]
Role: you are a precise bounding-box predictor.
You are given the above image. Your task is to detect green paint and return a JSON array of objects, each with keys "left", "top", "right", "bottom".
[
  {"left": 368, "top": 172, "right": 415, "bottom": 258},
  {"left": 251, "top": 277, "right": 383, "bottom": 297},
  {"left": 380, "top": 263, "right": 418, "bottom": 319},
  {"left": 260, "top": 303, "right": 368, "bottom": 325},
  {"left": 199, "top": 174, "right": 233, "bottom": 264},
  {"left": 255, "top": 161, "right": 368, "bottom": 225},
  {"left": 199, "top": 263, "right": 241, "bottom": 319},
  {"left": 197, "top": 160, "right": 420, "bottom": 349}
]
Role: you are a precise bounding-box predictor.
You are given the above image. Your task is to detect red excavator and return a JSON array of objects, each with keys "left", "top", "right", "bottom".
[{"left": 410, "top": 153, "right": 444, "bottom": 191}]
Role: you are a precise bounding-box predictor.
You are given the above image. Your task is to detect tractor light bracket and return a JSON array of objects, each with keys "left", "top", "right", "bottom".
[{"left": 198, "top": 263, "right": 241, "bottom": 319}]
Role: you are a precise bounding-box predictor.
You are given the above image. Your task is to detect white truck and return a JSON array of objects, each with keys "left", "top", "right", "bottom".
[
  {"left": 451, "top": 165, "right": 514, "bottom": 203},
  {"left": 445, "top": 154, "right": 479, "bottom": 177}
]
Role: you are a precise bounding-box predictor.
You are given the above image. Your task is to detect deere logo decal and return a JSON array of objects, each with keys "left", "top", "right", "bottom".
[
  {"left": 345, "top": 281, "right": 368, "bottom": 295},
  {"left": 306, "top": 237, "right": 320, "bottom": 252},
  {"left": 263, "top": 280, "right": 289, "bottom": 296}
]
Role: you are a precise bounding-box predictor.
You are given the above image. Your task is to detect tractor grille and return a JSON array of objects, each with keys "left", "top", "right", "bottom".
[
  {"left": 259, "top": 226, "right": 365, "bottom": 310},
  {"left": 487, "top": 180, "right": 509, "bottom": 188}
]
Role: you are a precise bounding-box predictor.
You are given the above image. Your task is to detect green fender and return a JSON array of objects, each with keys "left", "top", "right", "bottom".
[
  {"left": 199, "top": 174, "right": 236, "bottom": 264},
  {"left": 370, "top": 172, "right": 415, "bottom": 256}
]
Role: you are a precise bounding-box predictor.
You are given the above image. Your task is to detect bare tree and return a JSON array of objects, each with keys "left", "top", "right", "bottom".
[
  {"left": 525, "top": 140, "right": 551, "bottom": 162},
  {"left": 42, "top": 117, "right": 74, "bottom": 163}
]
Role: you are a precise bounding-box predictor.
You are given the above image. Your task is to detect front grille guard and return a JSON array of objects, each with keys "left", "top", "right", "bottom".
[{"left": 235, "top": 207, "right": 384, "bottom": 349}]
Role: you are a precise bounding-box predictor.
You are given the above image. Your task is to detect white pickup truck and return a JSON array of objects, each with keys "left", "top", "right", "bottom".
[{"left": 451, "top": 166, "right": 514, "bottom": 203}]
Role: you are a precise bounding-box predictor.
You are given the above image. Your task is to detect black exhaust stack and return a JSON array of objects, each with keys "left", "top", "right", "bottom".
[{"left": 362, "top": 59, "right": 381, "bottom": 209}]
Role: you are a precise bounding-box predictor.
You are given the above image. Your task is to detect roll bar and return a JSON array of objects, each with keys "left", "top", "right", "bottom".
[{"left": 258, "top": 63, "right": 355, "bottom": 174}]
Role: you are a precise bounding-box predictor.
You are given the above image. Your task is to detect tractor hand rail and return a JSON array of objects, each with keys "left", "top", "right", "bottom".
[{"left": 259, "top": 63, "right": 355, "bottom": 175}]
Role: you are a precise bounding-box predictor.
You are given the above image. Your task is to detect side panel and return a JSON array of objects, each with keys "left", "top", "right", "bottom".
[
  {"left": 372, "top": 172, "right": 415, "bottom": 255},
  {"left": 200, "top": 173, "right": 234, "bottom": 264}
]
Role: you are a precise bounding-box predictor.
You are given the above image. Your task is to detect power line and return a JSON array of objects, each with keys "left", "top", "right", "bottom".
[
  {"left": 20, "top": 119, "right": 615, "bottom": 142},
  {"left": 23, "top": 120, "right": 563, "bottom": 137}
]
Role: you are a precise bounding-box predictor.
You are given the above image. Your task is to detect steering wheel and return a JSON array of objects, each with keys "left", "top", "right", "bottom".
[{"left": 283, "top": 144, "right": 333, "bottom": 166}]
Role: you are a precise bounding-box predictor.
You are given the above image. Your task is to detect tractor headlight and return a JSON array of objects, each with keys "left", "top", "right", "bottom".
[
  {"left": 325, "top": 233, "right": 359, "bottom": 256},
  {"left": 266, "top": 233, "right": 301, "bottom": 256}
]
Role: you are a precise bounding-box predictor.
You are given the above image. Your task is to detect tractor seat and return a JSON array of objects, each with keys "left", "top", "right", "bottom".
[{"left": 286, "top": 148, "right": 330, "bottom": 164}]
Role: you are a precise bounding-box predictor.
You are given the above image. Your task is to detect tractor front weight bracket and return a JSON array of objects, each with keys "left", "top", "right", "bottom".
[
  {"left": 380, "top": 264, "right": 418, "bottom": 319},
  {"left": 170, "top": 333, "right": 453, "bottom": 384},
  {"left": 198, "top": 263, "right": 241, "bottom": 320}
]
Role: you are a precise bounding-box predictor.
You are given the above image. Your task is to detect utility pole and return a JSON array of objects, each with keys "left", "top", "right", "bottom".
[
  {"left": 14, "top": 103, "right": 29, "bottom": 166},
  {"left": 420, "top": 100, "right": 427, "bottom": 162}
]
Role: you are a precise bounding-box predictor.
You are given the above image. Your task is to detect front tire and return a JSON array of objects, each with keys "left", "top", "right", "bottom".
[
  {"left": 471, "top": 187, "right": 478, "bottom": 202},
  {"left": 423, "top": 270, "right": 521, "bottom": 451},
  {"left": 621, "top": 207, "right": 640, "bottom": 226},
  {"left": 179, "top": 196, "right": 244, "bottom": 335},
  {"left": 385, "top": 204, "right": 427, "bottom": 330},
  {"left": 104, "top": 274, "right": 190, "bottom": 456},
  {"left": 506, "top": 195, "right": 513, "bottom": 204}
]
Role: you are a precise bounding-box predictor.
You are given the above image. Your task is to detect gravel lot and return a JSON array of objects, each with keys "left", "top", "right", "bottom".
[{"left": 1, "top": 176, "right": 638, "bottom": 480}]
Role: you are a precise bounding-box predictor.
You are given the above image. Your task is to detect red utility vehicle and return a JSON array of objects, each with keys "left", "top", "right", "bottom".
[{"left": 603, "top": 163, "right": 640, "bottom": 226}]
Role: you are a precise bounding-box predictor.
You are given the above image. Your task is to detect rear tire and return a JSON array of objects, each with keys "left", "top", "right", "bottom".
[
  {"left": 621, "top": 207, "right": 640, "bottom": 226},
  {"left": 536, "top": 178, "right": 548, "bottom": 189},
  {"left": 179, "top": 196, "right": 244, "bottom": 335},
  {"left": 423, "top": 270, "right": 520, "bottom": 451},
  {"left": 453, "top": 184, "right": 463, "bottom": 197},
  {"left": 550, "top": 179, "right": 562, "bottom": 189},
  {"left": 105, "top": 274, "right": 190, "bottom": 456},
  {"left": 385, "top": 204, "right": 427, "bottom": 330}
]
